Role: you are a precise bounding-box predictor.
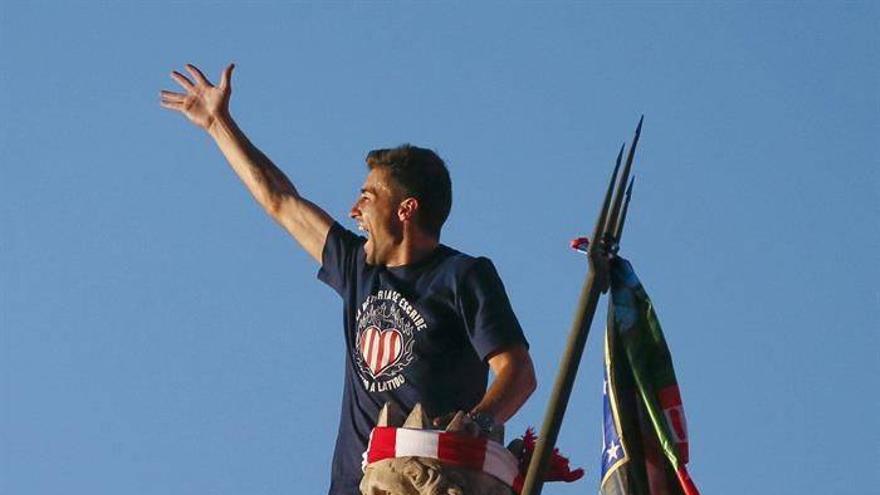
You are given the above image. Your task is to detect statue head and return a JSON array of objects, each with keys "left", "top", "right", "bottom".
[{"left": 360, "top": 403, "right": 519, "bottom": 495}]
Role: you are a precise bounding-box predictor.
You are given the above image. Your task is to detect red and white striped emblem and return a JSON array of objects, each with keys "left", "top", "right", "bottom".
[
  {"left": 363, "top": 427, "right": 522, "bottom": 491},
  {"left": 360, "top": 326, "right": 403, "bottom": 377}
]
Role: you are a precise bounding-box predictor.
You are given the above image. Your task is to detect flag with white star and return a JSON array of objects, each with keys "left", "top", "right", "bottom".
[{"left": 599, "top": 257, "right": 700, "bottom": 495}]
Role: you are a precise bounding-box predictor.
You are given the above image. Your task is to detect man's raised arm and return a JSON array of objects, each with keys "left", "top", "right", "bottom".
[{"left": 160, "top": 63, "right": 333, "bottom": 263}]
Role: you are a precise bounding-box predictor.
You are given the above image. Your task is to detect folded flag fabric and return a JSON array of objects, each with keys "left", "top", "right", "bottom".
[{"left": 601, "top": 257, "right": 699, "bottom": 495}]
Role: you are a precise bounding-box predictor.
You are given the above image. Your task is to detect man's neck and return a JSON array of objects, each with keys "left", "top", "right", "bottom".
[{"left": 384, "top": 233, "right": 439, "bottom": 268}]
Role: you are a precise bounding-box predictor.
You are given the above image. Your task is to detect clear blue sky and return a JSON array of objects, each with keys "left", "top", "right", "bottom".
[{"left": 2, "top": 2, "right": 877, "bottom": 494}]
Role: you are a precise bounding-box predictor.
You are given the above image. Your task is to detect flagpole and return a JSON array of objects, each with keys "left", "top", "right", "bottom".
[
  {"left": 519, "top": 269, "right": 605, "bottom": 495},
  {"left": 520, "top": 117, "right": 642, "bottom": 495}
]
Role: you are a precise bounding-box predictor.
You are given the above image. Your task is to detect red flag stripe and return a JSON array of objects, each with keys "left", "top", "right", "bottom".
[
  {"left": 367, "top": 427, "right": 397, "bottom": 464},
  {"left": 675, "top": 466, "right": 701, "bottom": 495},
  {"left": 658, "top": 385, "right": 689, "bottom": 461},
  {"left": 438, "top": 431, "right": 487, "bottom": 471}
]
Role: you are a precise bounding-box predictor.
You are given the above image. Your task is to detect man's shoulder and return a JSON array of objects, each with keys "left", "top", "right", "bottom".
[
  {"left": 330, "top": 221, "right": 367, "bottom": 248},
  {"left": 435, "top": 244, "right": 497, "bottom": 277}
]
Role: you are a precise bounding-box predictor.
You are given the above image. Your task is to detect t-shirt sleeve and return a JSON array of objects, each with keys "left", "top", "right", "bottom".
[
  {"left": 317, "top": 221, "right": 364, "bottom": 296},
  {"left": 458, "top": 257, "right": 529, "bottom": 361}
]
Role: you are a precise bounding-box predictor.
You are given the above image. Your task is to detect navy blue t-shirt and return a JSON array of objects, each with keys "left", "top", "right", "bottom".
[{"left": 317, "top": 222, "right": 528, "bottom": 495}]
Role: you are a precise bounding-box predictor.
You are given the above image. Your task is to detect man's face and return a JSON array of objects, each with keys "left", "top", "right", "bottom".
[{"left": 350, "top": 167, "right": 404, "bottom": 265}]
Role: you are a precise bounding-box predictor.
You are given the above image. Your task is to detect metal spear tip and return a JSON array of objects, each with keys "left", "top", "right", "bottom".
[
  {"left": 588, "top": 143, "right": 624, "bottom": 256},
  {"left": 605, "top": 118, "right": 643, "bottom": 241},
  {"left": 611, "top": 175, "right": 636, "bottom": 252},
  {"left": 604, "top": 117, "right": 644, "bottom": 252},
  {"left": 586, "top": 142, "right": 628, "bottom": 293}
]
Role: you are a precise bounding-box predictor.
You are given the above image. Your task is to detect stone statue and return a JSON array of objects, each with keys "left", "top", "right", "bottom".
[{"left": 360, "top": 403, "right": 523, "bottom": 495}]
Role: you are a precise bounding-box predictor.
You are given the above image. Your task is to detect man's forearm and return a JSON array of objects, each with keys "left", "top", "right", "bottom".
[
  {"left": 472, "top": 348, "right": 537, "bottom": 424},
  {"left": 203, "top": 112, "right": 333, "bottom": 262},
  {"left": 207, "top": 113, "right": 301, "bottom": 214}
]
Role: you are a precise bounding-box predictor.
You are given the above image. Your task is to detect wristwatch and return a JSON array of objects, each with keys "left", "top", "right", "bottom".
[{"left": 467, "top": 411, "right": 497, "bottom": 436}]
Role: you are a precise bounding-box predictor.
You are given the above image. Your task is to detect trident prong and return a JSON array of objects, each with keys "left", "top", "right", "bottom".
[
  {"left": 589, "top": 143, "right": 624, "bottom": 257},
  {"left": 611, "top": 175, "right": 636, "bottom": 250},
  {"left": 604, "top": 115, "right": 643, "bottom": 248},
  {"left": 520, "top": 116, "right": 645, "bottom": 495}
]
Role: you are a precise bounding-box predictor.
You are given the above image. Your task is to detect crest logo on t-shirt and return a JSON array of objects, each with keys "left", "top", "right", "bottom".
[
  {"left": 360, "top": 326, "right": 402, "bottom": 376},
  {"left": 355, "top": 289, "right": 428, "bottom": 393}
]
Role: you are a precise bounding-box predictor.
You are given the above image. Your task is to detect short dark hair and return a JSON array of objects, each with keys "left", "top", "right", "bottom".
[{"left": 366, "top": 144, "right": 452, "bottom": 238}]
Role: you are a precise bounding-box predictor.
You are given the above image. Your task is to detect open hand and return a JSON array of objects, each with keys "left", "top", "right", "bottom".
[{"left": 160, "top": 63, "right": 234, "bottom": 130}]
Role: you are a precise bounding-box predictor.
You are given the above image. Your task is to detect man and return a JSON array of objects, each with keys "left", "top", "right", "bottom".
[{"left": 160, "top": 63, "right": 537, "bottom": 495}]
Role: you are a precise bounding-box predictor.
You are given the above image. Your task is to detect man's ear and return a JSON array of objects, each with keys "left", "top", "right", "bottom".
[{"left": 398, "top": 197, "right": 419, "bottom": 222}]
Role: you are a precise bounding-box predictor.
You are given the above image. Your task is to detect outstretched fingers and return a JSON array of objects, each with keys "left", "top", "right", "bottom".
[
  {"left": 185, "top": 63, "right": 212, "bottom": 87},
  {"left": 160, "top": 99, "right": 182, "bottom": 111},
  {"left": 170, "top": 71, "right": 195, "bottom": 92},
  {"left": 160, "top": 90, "right": 185, "bottom": 102},
  {"left": 161, "top": 63, "right": 233, "bottom": 120},
  {"left": 159, "top": 90, "right": 186, "bottom": 111},
  {"left": 219, "top": 63, "right": 235, "bottom": 90}
]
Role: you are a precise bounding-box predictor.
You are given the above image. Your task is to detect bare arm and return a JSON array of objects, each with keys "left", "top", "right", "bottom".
[
  {"left": 471, "top": 344, "right": 537, "bottom": 424},
  {"left": 160, "top": 64, "right": 333, "bottom": 263}
]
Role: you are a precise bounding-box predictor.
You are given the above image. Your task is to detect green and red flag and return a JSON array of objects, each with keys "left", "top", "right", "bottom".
[{"left": 600, "top": 257, "right": 699, "bottom": 495}]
